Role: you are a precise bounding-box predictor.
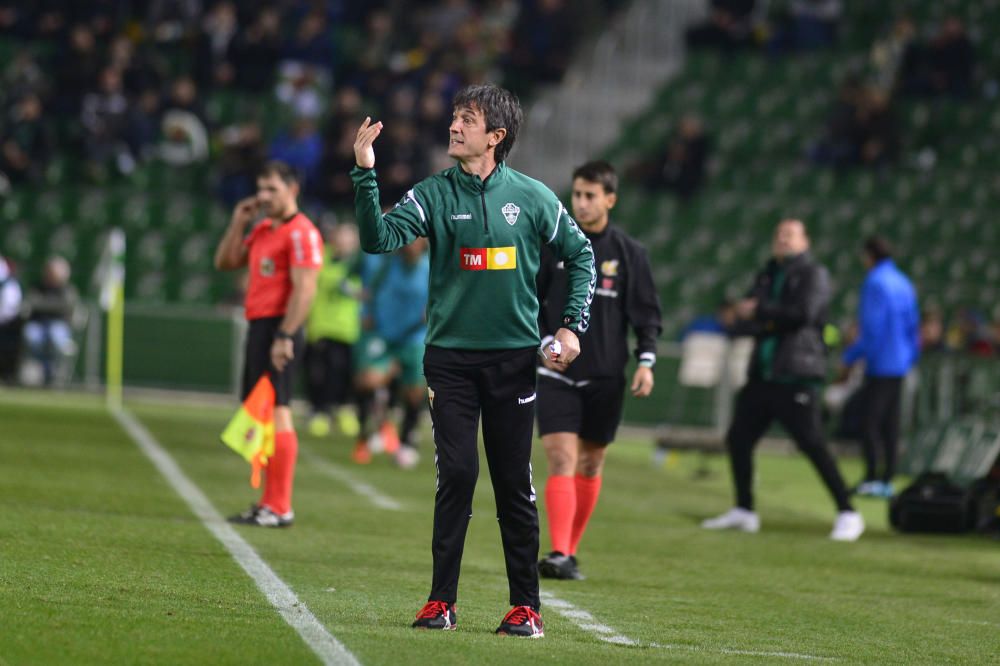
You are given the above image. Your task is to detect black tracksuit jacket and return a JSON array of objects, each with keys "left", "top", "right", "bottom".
[{"left": 537, "top": 223, "right": 662, "bottom": 379}]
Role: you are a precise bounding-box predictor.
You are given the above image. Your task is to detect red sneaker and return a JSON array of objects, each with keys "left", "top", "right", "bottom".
[
  {"left": 379, "top": 421, "right": 401, "bottom": 455},
  {"left": 412, "top": 601, "right": 456, "bottom": 630},
  {"left": 495, "top": 606, "right": 544, "bottom": 638},
  {"left": 351, "top": 439, "right": 371, "bottom": 464}
]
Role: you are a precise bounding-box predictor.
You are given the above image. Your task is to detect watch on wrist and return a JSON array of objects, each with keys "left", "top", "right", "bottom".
[{"left": 275, "top": 330, "right": 294, "bottom": 340}]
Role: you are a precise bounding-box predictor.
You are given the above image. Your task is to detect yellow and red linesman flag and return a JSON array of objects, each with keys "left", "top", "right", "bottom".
[{"left": 220, "top": 374, "right": 275, "bottom": 488}]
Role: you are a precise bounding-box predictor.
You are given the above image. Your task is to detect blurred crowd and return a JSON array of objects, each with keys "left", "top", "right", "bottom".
[
  {"left": 0, "top": 253, "right": 80, "bottom": 385},
  {"left": 810, "top": 14, "right": 976, "bottom": 170},
  {"left": 667, "top": 3, "right": 982, "bottom": 187},
  {"left": 0, "top": 0, "right": 622, "bottom": 205}
]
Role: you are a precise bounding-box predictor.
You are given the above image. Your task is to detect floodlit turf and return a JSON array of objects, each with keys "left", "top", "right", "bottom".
[{"left": 2, "top": 390, "right": 999, "bottom": 665}]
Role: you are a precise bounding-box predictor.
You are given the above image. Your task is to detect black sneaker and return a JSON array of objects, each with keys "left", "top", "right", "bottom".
[
  {"left": 538, "top": 551, "right": 582, "bottom": 580},
  {"left": 495, "top": 606, "right": 544, "bottom": 638},
  {"left": 412, "top": 601, "right": 456, "bottom": 630},
  {"left": 228, "top": 505, "right": 294, "bottom": 527},
  {"left": 568, "top": 555, "right": 585, "bottom": 581}
]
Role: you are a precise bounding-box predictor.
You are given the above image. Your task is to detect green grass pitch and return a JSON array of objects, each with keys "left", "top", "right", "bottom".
[{"left": 2, "top": 390, "right": 998, "bottom": 665}]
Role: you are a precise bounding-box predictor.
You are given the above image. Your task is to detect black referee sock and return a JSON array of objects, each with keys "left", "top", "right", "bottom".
[
  {"left": 400, "top": 400, "right": 423, "bottom": 449},
  {"left": 357, "top": 390, "right": 374, "bottom": 440}
]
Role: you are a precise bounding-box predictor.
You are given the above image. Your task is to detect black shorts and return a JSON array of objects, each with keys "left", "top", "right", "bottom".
[
  {"left": 303, "top": 339, "right": 354, "bottom": 409},
  {"left": 242, "top": 316, "right": 304, "bottom": 406},
  {"left": 536, "top": 372, "right": 626, "bottom": 445}
]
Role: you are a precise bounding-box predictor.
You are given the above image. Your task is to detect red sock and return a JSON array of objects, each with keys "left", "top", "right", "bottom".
[
  {"left": 261, "top": 430, "right": 298, "bottom": 515},
  {"left": 569, "top": 475, "right": 602, "bottom": 556},
  {"left": 544, "top": 475, "right": 576, "bottom": 555}
]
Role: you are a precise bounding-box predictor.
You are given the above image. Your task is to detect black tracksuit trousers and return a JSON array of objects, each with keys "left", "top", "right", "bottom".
[
  {"left": 860, "top": 376, "right": 903, "bottom": 483},
  {"left": 423, "top": 345, "right": 540, "bottom": 609},
  {"left": 726, "top": 380, "right": 853, "bottom": 513}
]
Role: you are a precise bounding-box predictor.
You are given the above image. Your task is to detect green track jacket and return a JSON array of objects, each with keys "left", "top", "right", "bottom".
[{"left": 352, "top": 163, "right": 595, "bottom": 350}]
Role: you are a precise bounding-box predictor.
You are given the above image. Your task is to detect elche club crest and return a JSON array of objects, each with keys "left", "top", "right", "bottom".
[{"left": 501, "top": 202, "right": 520, "bottom": 225}]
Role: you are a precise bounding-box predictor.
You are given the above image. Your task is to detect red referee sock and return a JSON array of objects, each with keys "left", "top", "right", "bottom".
[
  {"left": 261, "top": 430, "right": 298, "bottom": 515},
  {"left": 569, "top": 475, "right": 602, "bottom": 556},
  {"left": 544, "top": 475, "right": 576, "bottom": 555}
]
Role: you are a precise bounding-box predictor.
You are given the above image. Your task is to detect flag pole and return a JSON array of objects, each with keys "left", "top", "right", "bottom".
[{"left": 102, "top": 229, "right": 126, "bottom": 410}]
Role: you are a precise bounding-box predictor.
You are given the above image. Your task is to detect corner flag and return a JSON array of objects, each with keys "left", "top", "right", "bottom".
[{"left": 221, "top": 374, "right": 275, "bottom": 488}]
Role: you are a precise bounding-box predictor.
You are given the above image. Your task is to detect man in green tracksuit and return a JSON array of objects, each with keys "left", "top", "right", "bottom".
[
  {"left": 352, "top": 84, "right": 595, "bottom": 638},
  {"left": 304, "top": 222, "right": 363, "bottom": 438}
]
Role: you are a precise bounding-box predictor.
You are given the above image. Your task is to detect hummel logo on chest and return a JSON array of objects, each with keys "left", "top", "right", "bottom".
[{"left": 451, "top": 213, "right": 473, "bottom": 220}]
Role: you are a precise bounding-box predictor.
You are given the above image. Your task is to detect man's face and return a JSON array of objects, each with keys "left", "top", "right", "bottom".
[
  {"left": 861, "top": 250, "right": 875, "bottom": 270},
  {"left": 256, "top": 174, "right": 298, "bottom": 218},
  {"left": 772, "top": 220, "right": 808, "bottom": 259},
  {"left": 448, "top": 105, "right": 502, "bottom": 161},
  {"left": 331, "top": 225, "right": 359, "bottom": 257},
  {"left": 571, "top": 177, "right": 616, "bottom": 229}
]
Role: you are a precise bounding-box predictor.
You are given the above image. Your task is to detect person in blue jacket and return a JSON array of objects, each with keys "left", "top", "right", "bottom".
[{"left": 842, "top": 236, "right": 919, "bottom": 497}]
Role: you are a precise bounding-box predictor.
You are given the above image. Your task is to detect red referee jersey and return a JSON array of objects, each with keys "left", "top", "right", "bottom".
[{"left": 243, "top": 212, "right": 323, "bottom": 320}]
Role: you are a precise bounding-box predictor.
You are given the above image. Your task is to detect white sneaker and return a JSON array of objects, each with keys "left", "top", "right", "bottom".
[
  {"left": 701, "top": 508, "right": 760, "bottom": 533},
  {"left": 830, "top": 511, "right": 865, "bottom": 542},
  {"left": 396, "top": 445, "right": 420, "bottom": 469}
]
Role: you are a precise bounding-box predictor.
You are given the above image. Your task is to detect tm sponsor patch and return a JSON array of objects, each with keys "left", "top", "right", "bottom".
[{"left": 459, "top": 246, "right": 517, "bottom": 270}]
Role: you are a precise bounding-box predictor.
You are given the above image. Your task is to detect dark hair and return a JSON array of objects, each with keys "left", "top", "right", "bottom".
[
  {"left": 572, "top": 160, "right": 618, "bottom": 194},
  {"left": 452, "top": 84, "right": 522, "bottom": 163},
  {"left": 258, "top": 160, "right": 299, "bottom": 186},
  {"left": 864, "top": 235, "right": 893, "bottom": 262}
]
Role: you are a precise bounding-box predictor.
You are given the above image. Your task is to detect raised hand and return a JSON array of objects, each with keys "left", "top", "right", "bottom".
[
  {"left": 354, "top": 116, "right": 383, "bottom": 169},
  {"left": 231, "top": 196, "right": 260, "bottom": 228}
]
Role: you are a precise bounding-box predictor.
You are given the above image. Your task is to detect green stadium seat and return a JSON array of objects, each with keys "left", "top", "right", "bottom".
[
  {"left": 47, "top": 225, "right": 79, "bottom": 262},
  {"left": 136, "top": 231, "right": 167, "bottom": 272},
  {"left": 176, "top": 274, "right": 212, "bottom": 303},
  {"left": 1, "top": 188, "right": 35, "bottom": 222},
  {"left": 3, "top": 222, "right": 32, "bottom": 267}
]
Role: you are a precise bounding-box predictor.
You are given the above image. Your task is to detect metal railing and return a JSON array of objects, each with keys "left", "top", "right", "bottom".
[{"left": 623, "top": 339, "right": 1000, "bottom": 435}]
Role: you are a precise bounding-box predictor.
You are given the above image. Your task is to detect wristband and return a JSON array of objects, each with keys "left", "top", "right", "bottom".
[{"left": 275, "top": 330, "right": 294, "bottom": 340}]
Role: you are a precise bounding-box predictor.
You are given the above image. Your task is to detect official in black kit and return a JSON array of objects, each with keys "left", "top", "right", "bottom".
[
  {"left": 535, "top": 161, "right": 662, "bottom": 580},
  {"left": 701, "top": 219, "right": 865, "bottom": 542}
]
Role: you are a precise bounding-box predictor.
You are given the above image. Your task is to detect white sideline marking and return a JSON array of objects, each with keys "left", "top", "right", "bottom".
[
  {"left": 541, "top": 591, "right": 835, "bottom": 661},
  {"left": 948, "top": 619, "right": 999, "bottom": 628},
  {"left": 540, "top": 591, "right": 638, "bottom": 646},
  {"left": 112, "top": 408, "right": 361, "bottom": 666},
  {"left": 300, "top": 448, "right": 402, "bottom": 511},
  {"left": 651, "top": 643, "right": 836, "bottom": 661}
]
